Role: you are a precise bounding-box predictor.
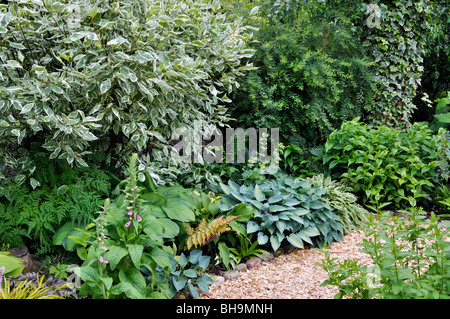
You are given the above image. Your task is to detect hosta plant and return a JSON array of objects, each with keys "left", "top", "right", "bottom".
[
  {"left": 219, "top": 174, "right": 344, "bottom": 251},
  {"left": 144, "top": 247, "right": 214, "bottom": 299}
]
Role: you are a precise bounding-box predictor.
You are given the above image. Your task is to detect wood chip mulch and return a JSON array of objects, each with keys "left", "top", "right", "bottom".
[{"left": 201, "top": 230, "right": 372, "bottom": 299}]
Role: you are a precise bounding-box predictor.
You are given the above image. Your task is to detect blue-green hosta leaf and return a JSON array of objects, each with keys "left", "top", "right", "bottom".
[
  {"left": 270, "top": 235, "right": 281, "bottom": 251},
  {"left": 197, "top": 274, "right": 214, "bottom": 293},
  {"left": 198, "top": 255, "right": 210, "bottom": 269},
  {"left": 275, "top": 220, "right": 286, "bottom": 233},
  {"left": 183, "top": 269, "right": 198, "bottom": 278},
  {"left": 230, "top": 190, "right": 248, "bottom": 203},
  {"left": 287, "top": 233, "right": 304, "bottom": 248},
  {"left": 268, "top": 194, "right": 284, "bottom": 204},
  {"left": 246, "top": 221, "right": 259, "bottom": 234},
  {"left": 285, "top": 212, "right": 304, "bottom": 224},
  {"left": 254, "top": 184, "right": 265, "bottom": 201},
  {"left": 257, "top": 232, "right": 268, "bottom": 245},
  {"left": 283, "top": 198, "right": 300, "bottom": 206},
  {"left": 173, "top": 276, "right": 188, "bottom": 291},
  {"left": 298, "top": 231, "right": 313, "bottom": 245},
  {"left": 293, "top": 208, "right": 309, "bottom": 216},
  {"left": 269, "top": 205, "right": 291, "bottom": 212},
  {"left": 248, "top": 199, "right": 263, "bottom": 210},
  {"left": 188, "top": 250, "right": 203, "bottom": 264},
  {"left": 301, "top": 227, "right": 320, "bottom": 237},
  {"left": 228, "top": 180, "right": 240, "bottom": 192},
  {"left": 219, "top": 183, "right": 231, "bottom": 195},
  {"left": 178, "top": 253, "right": 188, "bottom": 268}
]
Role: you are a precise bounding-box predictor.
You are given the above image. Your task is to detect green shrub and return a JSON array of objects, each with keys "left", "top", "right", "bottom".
[
  {"left": 228, "top": 0, "right": 377, "bottom": 149},
  {"left": 319, "top": 208, "right": 450, "bottom": 299},
  {"left": 0, "top": 0, "right": 256, "bottom": 188},
  {"left": 324, "top": 119, "right": 443, "bottom": 211}
]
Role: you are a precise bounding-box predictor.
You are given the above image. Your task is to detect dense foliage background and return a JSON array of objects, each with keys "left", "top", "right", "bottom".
[{"left": 0, "top": 0, "right": 449, "bottom": 300}]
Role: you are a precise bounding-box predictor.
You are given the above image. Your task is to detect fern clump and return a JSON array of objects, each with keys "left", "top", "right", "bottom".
[
  {"left": 184, "top": 216, "right": 240, "bottom": 250},
  {"left": 0, "top": 157, "right": 114, "bottom": 256}
]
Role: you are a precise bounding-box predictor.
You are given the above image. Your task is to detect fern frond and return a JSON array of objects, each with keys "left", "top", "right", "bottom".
[{"left": 185, "top": 215, "right": 240, "bottom": 250}]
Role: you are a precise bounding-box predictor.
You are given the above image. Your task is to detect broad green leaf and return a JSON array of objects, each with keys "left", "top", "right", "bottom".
[
  {"left": 127, "top": 244, "right": 143, "bottom": 269},
  {"left": 0, "top": 252, "right": 25, "bottom": 277},
  {"left": 110, "top": 281, "right": 145, "bottom": 299},
  {"left": 78, "top": 266, "right": 100, "bottom": 284},
  {"left": 150, "top": 247, "right": 171, "bottom": 268},
  {"left": 104, "top": 245, "right": 128, "bottom": 270},
  {"left": 162, "top": 200, "right": 196, "bottom": 222},
  {"left": 434, "top": 113, "right": 450, "bottom": 124}
]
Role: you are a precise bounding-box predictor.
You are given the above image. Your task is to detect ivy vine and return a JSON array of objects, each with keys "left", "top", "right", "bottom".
[{"left": 362, "top": 0, "right": 432, "bottom": 126}]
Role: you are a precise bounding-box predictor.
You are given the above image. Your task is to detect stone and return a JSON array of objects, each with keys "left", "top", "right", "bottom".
[
  {"left": 235, "top": 263, "right": 248, "bottom": 272},
  {"left": 246, "top": 257, "right": 261, "bottom": 269},
  {"left": 222, "top": 270, "right": 240, "bottom": 281},
  {"left": 211, "top": 275, "right": 225, "bottom": 285},
  {"left": 8, "top": 245, "right": 41, "bottom": 274},
  {"left": 260, "top": 252, "right": 274, "bottom": 261},
  {"left": 273, "top": 247, "right": 284, "bottom": 257}
]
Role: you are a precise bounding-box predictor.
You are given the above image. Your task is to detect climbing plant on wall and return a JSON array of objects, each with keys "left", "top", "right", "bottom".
[{"left": 362, "top": 0, "right": 432, "bottom": 127}]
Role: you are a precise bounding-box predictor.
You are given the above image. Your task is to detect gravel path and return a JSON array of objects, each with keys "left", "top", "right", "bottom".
[{"left": 201, "top": 230, "right": 372, "bottom": 299}]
